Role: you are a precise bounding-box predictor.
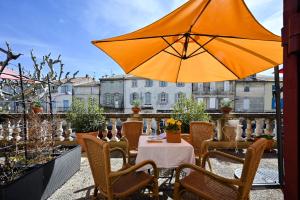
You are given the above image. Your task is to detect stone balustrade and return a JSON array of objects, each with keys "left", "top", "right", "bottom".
[{"left": 0, "top": 112, "right": 279, "bottom": 145}]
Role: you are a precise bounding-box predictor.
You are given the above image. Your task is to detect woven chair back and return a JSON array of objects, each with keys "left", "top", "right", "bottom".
[
  {"left": 121, "top": 121, "right": 143, "bottom": 151},
  {"left": 239, "top": 138, "right": 267, "bottom": 199},
  {"left": 190, "top": 121, "right": 214, "bottom": 155},
  {"left": 83, "top": 135, "right": 111, "bottom": 194}
]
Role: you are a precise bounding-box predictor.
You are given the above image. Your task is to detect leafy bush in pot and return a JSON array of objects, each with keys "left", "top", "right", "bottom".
[
  {"left": 67, "top": 97, "right": 105, "bottom": 133},
  {"left": 171, "top": 96, "right": 210, "bottom": 133}
]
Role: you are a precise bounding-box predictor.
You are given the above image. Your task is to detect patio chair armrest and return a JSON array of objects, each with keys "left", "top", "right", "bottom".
[
  {"left": 175, "top": 163, "right": 243, "bottom": 186},
  {"left": 201, "top": 150, "right": 244, "bottom": 168},
  {"left": 110, "top": 147, "right": 127, "bottom": 165},
  {"left": 109, "top": 160, "right": 158, "bottom": 179}
]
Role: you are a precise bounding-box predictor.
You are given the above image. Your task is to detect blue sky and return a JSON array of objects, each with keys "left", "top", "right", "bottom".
[{"left": 0, "top": 0, "right": 282, "bottom": 78}]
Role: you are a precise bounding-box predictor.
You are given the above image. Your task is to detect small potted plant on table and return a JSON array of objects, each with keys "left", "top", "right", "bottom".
[
  {"left": 131, "top": 99, "right": 141, "bottom": 114},
  {"left": 67, "top": 97, "right": 105, "bottom": 152},
  {"left": 32, "top": 100, "right": 43, "bottom": 113},
  {"left": 165, "top": 118, "right": 182, "bottom": 143},
  {"left": 220, "top": 99, "right": 234, "bottom": 114}
]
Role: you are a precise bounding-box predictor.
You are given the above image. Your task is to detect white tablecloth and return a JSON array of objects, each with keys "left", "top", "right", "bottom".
[{"left": 135, "top": 135, "right": 195, "bottom": 172}]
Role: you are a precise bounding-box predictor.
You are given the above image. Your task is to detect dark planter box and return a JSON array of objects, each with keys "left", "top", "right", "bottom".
[{"left": 0, "top": 145, "right": 81, "bottom": 200}]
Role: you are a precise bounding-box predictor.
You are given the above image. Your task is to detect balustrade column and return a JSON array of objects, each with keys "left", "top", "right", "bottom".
[
  {"left": 110, "top": 118, "right": 119, "bottom": 141},
  {"left": 55, "top": 120, "right": 65, "bottom": 141},
  {"left": 65, "top": 122, "right": 73, "bottom": 141},
  {"left": 146, "top": 118, "right": 152, "bottom": 135},
  {"left": 264, "top": 119, "right": 272, "bottom": 135},
  {"left": 246, "top": 119, "right": 252, "bottom": 140},
  {"left": 13, "top": 121, "right": 22, "bottom": 141},
  {"left": 155, "top": 118, "right": 161, "bottom": 135},
  {"left": 254, "top": 118, "right": 264, "bottom": 136},
  {"left": 6, "top": 121, "right": 13, "bottom": 141}
]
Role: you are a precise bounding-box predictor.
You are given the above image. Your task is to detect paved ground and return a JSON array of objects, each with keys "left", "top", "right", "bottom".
[{"left": 49, "top": 151, "right": 283, "bottom": 200}]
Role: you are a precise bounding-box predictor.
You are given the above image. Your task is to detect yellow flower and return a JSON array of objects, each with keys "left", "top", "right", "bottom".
[{"left": 176, "top": 121, "right": 182, "bottom": 126}]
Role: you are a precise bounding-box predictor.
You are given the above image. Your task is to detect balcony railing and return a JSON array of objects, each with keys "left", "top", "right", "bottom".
[{"left": 0, "top": 112, "right": 280, "bottom": 144}]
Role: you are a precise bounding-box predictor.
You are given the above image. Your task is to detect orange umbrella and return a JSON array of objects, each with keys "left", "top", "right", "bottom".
[{"left": 92, "top": 0, "right": 282, "bottom": 83}]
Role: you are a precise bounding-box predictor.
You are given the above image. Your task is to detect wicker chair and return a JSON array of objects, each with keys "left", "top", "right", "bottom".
[
  {"left": 190, "top": 121, "right": 214, "bottom": 165},
  {"left": 121, "top": 121, "right": 143, "bottom": 163},
  {"left": 174, "top": 138, "right": 268, "bottom": 200},
  {"left": 82, "top": 135, "right": 159, "bottom": 200}
]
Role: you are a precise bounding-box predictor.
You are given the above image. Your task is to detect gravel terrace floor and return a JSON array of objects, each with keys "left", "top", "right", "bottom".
[{"left": 49, "top": 150, "right": 283, "bottom": 200}]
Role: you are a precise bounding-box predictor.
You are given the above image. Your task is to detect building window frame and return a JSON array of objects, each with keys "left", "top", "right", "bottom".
[
  {"left": 145, "top": 80, "right": 153, "bottom": 87},
  {"left": 159, "top": 81, "right": 167, "bottom": 87},
  {"left": 131, "top": 80, "right": 138, "bottom": 88}
]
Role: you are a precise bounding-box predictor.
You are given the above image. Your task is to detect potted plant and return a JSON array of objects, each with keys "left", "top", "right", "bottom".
[
  {"left": 32, "top": 100, "right": 43, "bottom": 113},
  {"left": 66, "top": 97, "right": 105, "bottom": 152},
  {"left": 172, "top": 96, "right": 210, "bottom": 133},
  {"left": 131, "top": 99, "right": 141, "bottom": 114},
  {"left": 165, "top": 118, "right": 182, "bottom": 143},
  {"left": 254, "top": 134, "right": 275, "bottom": 151},
  {"left": 220, "top": 99, "right": 233, "bottom": 114}
]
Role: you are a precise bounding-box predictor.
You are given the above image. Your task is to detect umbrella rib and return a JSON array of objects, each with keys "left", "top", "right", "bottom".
[
  {"left": 189, "top": 0, "right": 211, "bottom": 32},
  {"left": 201, "top": 46, "right": 241, "bottom": 79},
  {"left": 187, "top": 36, "right": 241, "bottom": 79},
  {"left": 191, "top": 33, "right": 280, "bottom": 42},
  {"left": 92, "top": 34, "right": 183, "bottom": 43},
  {"left": 163, "top": 50, "right": 182, "bottom": 59},
  {"left": 161, "top": 36, "right": 183, "bottom": 57},
  {"left": 187, "top": 50, "right": 206, "bottom": 59},
  {"left": 187, "top": 36, "right": 215, "bottom": 58},
  {"left": 215, "top": 38, "right": 279, "bottom": 65},
  {"left": 127, "top": 36, "right": 184, "bottom": 74}
]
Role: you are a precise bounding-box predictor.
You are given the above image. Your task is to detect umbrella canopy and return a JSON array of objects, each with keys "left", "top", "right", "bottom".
[{"left": 92, "top": 0, "right": 283, "bottom": 83}]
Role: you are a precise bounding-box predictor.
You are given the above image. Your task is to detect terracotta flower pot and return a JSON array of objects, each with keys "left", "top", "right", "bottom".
[
  {"left": 220, "top": 106, "right": 232, "bottom": 114},
  {"left": 76, "top": 131, "right": 98, "bottom": 152},
  {"left": 32, "top": 107, "right": 43, "bottom": 113},
  {"left": 131, "top": 107, "right": 141, "bottom": 114},
  {"left": 166, "top": 130, "right": 181, "bottom": 143}
]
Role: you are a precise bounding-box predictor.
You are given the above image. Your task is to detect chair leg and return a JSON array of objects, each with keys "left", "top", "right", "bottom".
[
  {"left": 207, "top": 158, "right": 212, "bottom": 172},
  {"left": 173, "top": 182, "right": 181, "bottom": 200},
  {"left": 152, "top": 179, "right": 159, "bottom": 200},
  {"left": 93, "top": 187, "right": 98, "bottom": 197}
]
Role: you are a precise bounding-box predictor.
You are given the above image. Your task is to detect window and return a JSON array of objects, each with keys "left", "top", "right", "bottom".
[
  {"left": 244, "top": 86, "right": 250, "bottom": 92},
  {"left": 243, "top": 99, "right": 250, "bottom": 110},
  {"left": 203, "top": 83, "right": 210, "bottom": 92},
  {"left": 209, "top": 98, "right": 216, "bottom": 109},
  {"left": 114, "top": 93, "right": 121, "bottom": 108},
  {"left": 145, "top": 92, "right": 151, "bottom": 105},
  {"left": 61, "top": 85, "right": 71, "bottom": 94},
  {"left": 131, "top": 80, "right": 137, "bottom": 87},
  {"left": 224, "top": 81, "right": 230, "bottom": 91},
  {"left": 159, "top": 92, "right": 168, "bottom": 104},
  {"left": 104, "top": 93, "right": 112, "bottom": 105},
  {"left": 159, "top": 81, "right": 167, "bottom": 87},
  {"left": 145, "top": 80, "right": 153, "bottom": 87},
  {"left": 63, "top": 100, "right": 69, "bottom": 111},
  {"left": 210, "top": 82, "right": 216, "bottom": 91},
  {"left": 130, "top": 92, "right": 139, "bottom": 104},
  {"left": 175, "top": 92, "right": 185, "bottom": 102},
  {"left": 176, "top": 82, "right": 185, "bottom": 87}
]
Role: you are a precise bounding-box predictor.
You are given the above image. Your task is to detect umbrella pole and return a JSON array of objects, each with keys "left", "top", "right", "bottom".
[{"left": 274, "top": 66, "right": 284, "bottom": 186}]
